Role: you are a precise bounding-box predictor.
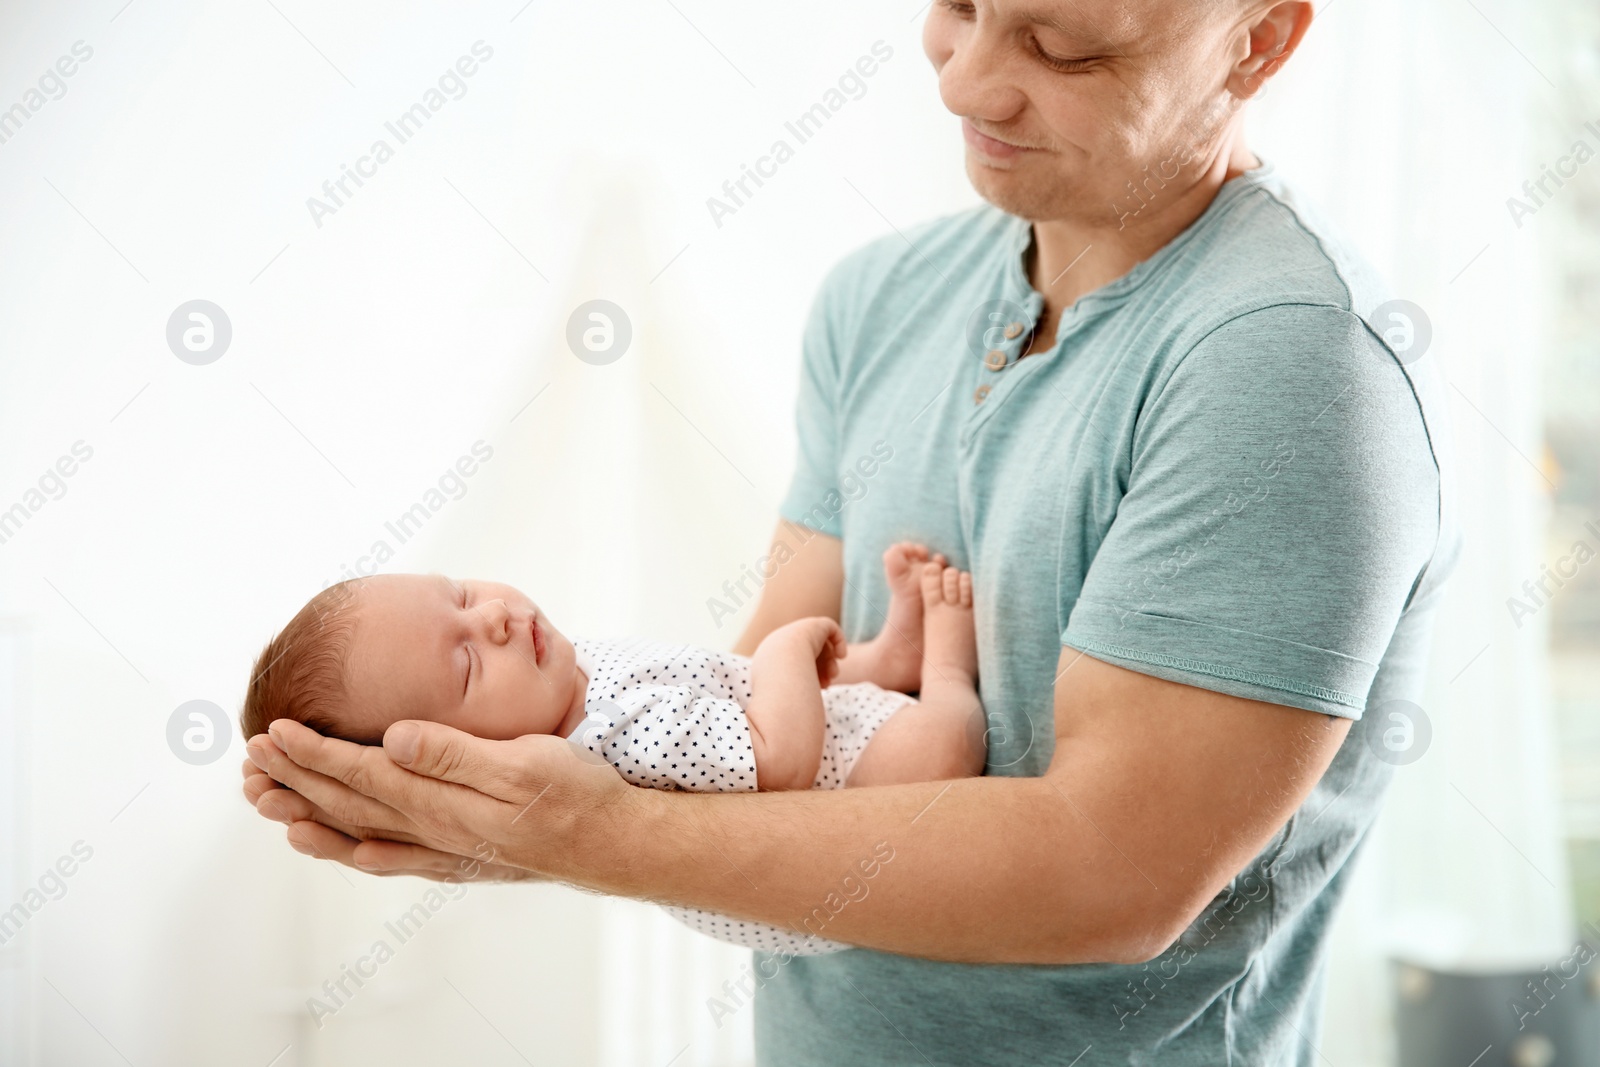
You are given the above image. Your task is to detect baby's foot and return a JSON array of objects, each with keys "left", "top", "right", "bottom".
[
  {"left": 919, "top": 562, "right": 977, "bottom": 690},
  {"left": 867, "top": 542, "right": 942, "bottom": 693}
]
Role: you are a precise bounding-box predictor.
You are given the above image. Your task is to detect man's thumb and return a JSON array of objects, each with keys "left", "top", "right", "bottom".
[
  {"left": 385, "top": 721, "right": 421, "bottom": 765},
  {"left": 381, "top": 719, "right": 536, "bottom": 798},
  {"left": 383, "top": 720, "right": 488, "bottom": 784}
]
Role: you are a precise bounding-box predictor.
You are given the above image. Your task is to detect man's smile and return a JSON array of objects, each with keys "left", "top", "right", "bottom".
[{"left": 962, "top": 118, "right": 1041, "bottom": 160}]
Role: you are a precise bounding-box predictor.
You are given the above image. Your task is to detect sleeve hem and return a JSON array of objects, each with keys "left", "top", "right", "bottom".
[
  {"left": 1067, "top": 636, "right": 1363, "bottom": 713},
  {"left": 1063, "top": 600, "right": 1377, "bottom": 718},
  {"left": 778, "top": 480, "right": 845, "bottom": 540}
]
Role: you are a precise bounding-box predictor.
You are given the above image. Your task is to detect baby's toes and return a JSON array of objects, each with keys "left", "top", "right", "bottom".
[
  {"left": 942, "top": 565, "right": 961, "bottom": 604},
  {"left": 883, "top": 542, "right": 927, "bottom": 584},
  {"left": 959, "top": 570, "right": 973, "bottom": 608},
  {"left": 920, "top": 560, "right": 947, "bottom": 605}
]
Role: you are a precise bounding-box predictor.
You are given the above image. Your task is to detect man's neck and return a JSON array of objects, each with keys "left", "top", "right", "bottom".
[{"left": 1027, "top": 140, "right": 1260, "bottom": 313}]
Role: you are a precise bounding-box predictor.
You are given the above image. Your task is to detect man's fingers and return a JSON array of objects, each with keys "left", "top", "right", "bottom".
[
  {"left": 253, "top": 776, "right": 430, "bottom": 849},
  {"left": 350, "top": 840, "right": 543, "bottom": 883},
  {"left": 350, "top": 838, "right": 461, "bottom": 874},
  {"left": 267, "top": 718, "right": 525, "bottom": 850},
  {"left": 267, "top": 719, "right": 398, "bottom": 801},
  {"left": 286, "top": 821, "right": 436, "bottom": 871},
  {"left": 242, "top": 768, "right": 276, "bottom": 806},
  {"left": 285, "top": 820, "right": 367, "bottom": 867},
  {"left": 350, "top": 838, "right": 489, "bottom": 879},
  {"left": 290, "top": 822, "right": 494, "bottom": 883},
  {"left": 381, "top": 720, "right": 537, "bottom": 799},
  {"left": 256, "top": 786, "right": 313, "bottom": 824},
  {"left": 247, "top": 732, "right": 412, "bottom": 835}
]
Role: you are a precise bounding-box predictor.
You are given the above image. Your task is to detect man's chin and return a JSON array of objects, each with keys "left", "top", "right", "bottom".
[{"left": 965, "top": 158, "right": 1057, "bottom": 222}]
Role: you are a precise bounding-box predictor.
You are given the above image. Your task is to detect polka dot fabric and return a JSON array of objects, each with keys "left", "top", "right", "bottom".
[{"left": 568, "top": 637, "right": 915, "bottom": 955}]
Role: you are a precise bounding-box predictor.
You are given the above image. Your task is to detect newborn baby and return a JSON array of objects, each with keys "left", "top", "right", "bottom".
[{"left": 241, "top": 543, "right": 985, "bottom": 955}]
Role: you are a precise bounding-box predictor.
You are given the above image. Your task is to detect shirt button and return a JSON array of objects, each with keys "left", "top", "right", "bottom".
[
  {"left": 1004, "top": 322, "right": 1025, "bottom": 340},
  {"left": 984, "top": 349, "right": 1007, "bottom": 371},
  {"left": 973, "top": 384, "right": 992, "bottom": 404}
]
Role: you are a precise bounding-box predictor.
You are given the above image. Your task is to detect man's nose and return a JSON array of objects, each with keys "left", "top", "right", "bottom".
[{"left": 937, "top": 25, "right": 1023, "bottom": 124}]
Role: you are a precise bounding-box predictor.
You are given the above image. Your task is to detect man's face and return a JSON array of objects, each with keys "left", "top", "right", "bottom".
[
  {"left": 923, "top": 0, "right": 1248, "bottom": 224},
  {"left": 340, "top": 573, "right": 580, "bottom": 743}
]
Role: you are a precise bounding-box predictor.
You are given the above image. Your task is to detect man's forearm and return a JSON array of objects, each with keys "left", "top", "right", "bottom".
[
  {"left": 558, "top": 773, "right": 1171, "bottom": 965},
  {"left": 730, "top": 524, "right": 844, "bottom": 656}
]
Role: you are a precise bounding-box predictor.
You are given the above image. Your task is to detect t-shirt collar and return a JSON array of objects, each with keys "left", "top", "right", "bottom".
[{"left": 1002, "top": 154, "right": 1278, "bottom": 310}]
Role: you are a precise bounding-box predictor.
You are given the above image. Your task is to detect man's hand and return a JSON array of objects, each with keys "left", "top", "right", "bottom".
[
  {"left": 755, "top": 616, "right": 847, "bottom": 687},
  {"left": 241, "top": 718, "right": 637, "bottom": 882},
  {"left": 242, "top": 758, "right": 537, "bottom": 882}
]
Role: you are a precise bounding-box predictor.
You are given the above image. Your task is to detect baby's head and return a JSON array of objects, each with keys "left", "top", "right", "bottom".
[{"left": 240, "top": 573, "right": 583, "bottom": 746}]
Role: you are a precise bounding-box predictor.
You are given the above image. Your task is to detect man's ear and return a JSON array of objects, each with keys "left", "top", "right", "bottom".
[{"left": 1227, "top": 1, "right": 1315, "bottom": 101}]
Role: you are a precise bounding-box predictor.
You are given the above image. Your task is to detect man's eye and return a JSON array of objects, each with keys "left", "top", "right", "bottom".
[{"left": 1034, "top": 44, "right": 1097, "bottom": 72}]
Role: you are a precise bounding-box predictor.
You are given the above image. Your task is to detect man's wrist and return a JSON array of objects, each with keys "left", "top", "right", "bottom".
[{"left": 545, "top": 768, "right": 662, "bottom": 895}]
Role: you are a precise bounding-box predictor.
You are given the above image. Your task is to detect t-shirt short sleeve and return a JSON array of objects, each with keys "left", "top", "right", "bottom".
[
  {"left": 1062, "top": 303, "right": 1443, "bottom": 719},
  {"left": 571, "top": 686, "right": 759, "bottom": 792},
  {"left": 778, "top": 262, "right": 852, "bottom": 538}
]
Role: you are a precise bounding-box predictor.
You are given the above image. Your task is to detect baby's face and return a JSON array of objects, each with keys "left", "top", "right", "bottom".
[{"left": 337, "top": 573, "right": 583, "bottom": 743}]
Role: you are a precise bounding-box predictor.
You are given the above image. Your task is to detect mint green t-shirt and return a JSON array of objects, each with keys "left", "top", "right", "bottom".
[{"left": 756, "top": 162, "right": 1458, "bottom": 1065}]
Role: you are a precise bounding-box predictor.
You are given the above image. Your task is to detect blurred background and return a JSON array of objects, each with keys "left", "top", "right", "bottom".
[{"left": 0, "top": 0, "right": 1595, "bottom": 1064}]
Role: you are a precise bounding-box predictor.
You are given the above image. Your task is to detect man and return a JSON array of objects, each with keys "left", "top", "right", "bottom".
[{"left": 245, "top": 0, "right": 1458, "bottom": 1061}]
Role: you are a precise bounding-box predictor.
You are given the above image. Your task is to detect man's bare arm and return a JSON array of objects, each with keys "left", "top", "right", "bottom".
[
  {"left": 248, "top": 647, "right": 1349, "bottom": 964},
  {"left": 732, "top": 522, "right": 843, "bottom": 656},
  {"left": 729, "top": 523, "right": 919, "bottom": 689},
  {"left": 564, "top": 649, "right": 1351, "bottom": 964}
]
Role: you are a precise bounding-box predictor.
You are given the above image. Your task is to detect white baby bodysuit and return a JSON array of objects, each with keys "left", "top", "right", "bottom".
[{"left": 566, "top": 637, "right": 915, "bottom": 955}]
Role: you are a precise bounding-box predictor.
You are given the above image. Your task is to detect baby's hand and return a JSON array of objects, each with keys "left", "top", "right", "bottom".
[
  {"left": 758, "top": 616, "right": 847, "bottom": 688},
  {"left": 745, "top": 617, "right": 844, "bottom": 790}
]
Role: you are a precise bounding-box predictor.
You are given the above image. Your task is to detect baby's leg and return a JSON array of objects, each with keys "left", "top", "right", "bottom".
[
  {"left": 840, "top": 542, "right": 942, "bottom": 694},
  {"left": 845, "top": 563, "right": 986, "bottom": 786}
]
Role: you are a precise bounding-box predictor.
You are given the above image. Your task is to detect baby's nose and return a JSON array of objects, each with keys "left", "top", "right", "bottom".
[{"left": 480, "top": 599, "right": 513, "bottom": 641}]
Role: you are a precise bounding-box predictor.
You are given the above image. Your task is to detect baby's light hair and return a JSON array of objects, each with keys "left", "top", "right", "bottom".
[{"left": 239, "top": 579, "right": 371, "bottom": 745}]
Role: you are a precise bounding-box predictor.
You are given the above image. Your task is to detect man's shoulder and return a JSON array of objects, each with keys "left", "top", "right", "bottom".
[
  {"left": 1160, "top": 168, "right": 1395, "bottom": 328},
  {"left": 1147, "top": 170, "right": 1462, "bottom": 603}
]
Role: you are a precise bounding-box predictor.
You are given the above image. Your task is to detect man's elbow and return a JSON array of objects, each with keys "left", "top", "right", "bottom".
[
  {"left": 1033, "top": 904, "right": 1189, "bottom": 967},
  {"left": 1107, "top": 886, "right": 1226, "bottom": 965},
  {"left": 1112, "top": 919, "right": 1186, "bottom": 965}
]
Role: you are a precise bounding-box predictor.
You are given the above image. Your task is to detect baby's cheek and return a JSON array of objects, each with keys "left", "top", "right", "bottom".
[{"left": 470, "top": 684, "right": 549, "bottom": 741}]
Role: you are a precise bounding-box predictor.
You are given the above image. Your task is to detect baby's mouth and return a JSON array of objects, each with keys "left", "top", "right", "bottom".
[{"left": 530, "top": 615, "right": 546, "bottom": 665}]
